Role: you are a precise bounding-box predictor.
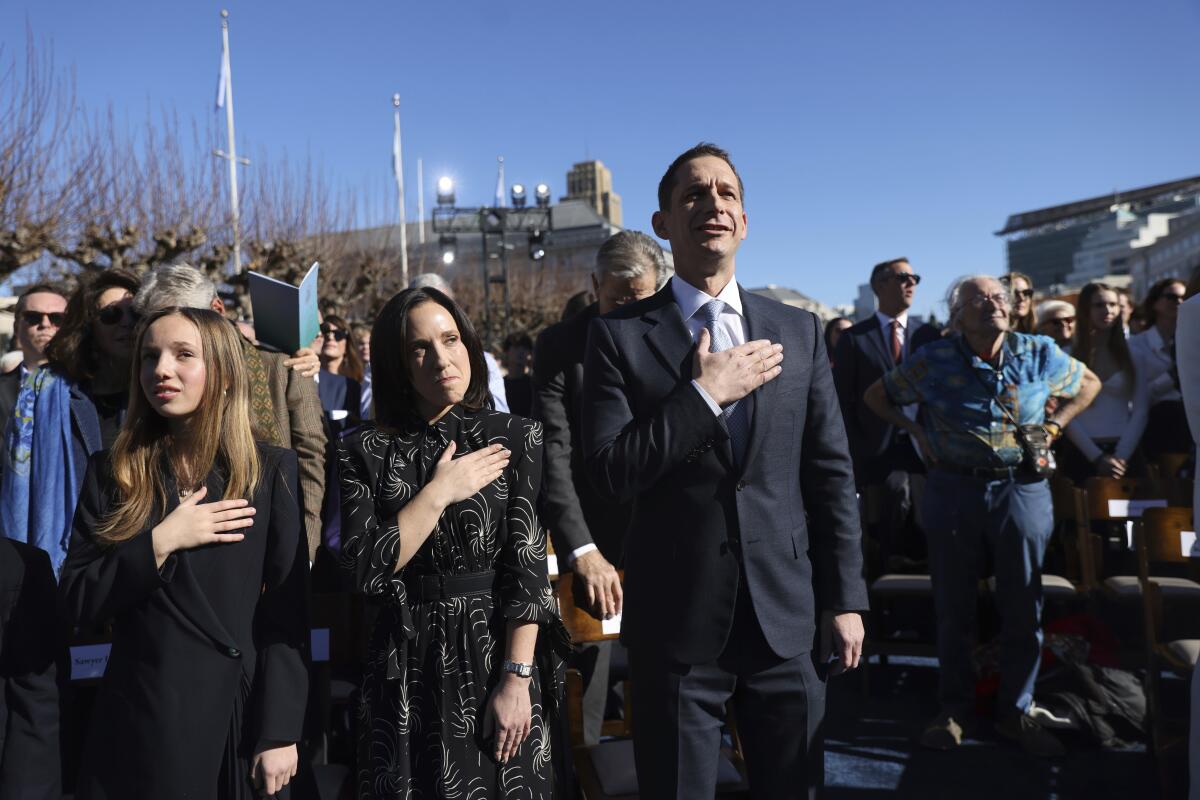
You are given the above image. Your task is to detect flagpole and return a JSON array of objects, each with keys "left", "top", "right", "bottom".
[
  {"left": 392, "top": 94, "right": 409, "bottom": 288},
  {"left": 219, "top": 10, "right": 243, "bottom": 275},
  {"left": 416, "top": 157, "right": 426, "bottom": 274},
  {"left": 416, "top": 158, "right": 426, "bottom": 246}
]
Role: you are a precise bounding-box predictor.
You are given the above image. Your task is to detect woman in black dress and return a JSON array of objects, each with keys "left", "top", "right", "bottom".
[
  {"left": 60, "top": 307, "right": 309, "bottom": 799},
  {"left": 339, "top": 287, "right": 568, "bottom": 799}
]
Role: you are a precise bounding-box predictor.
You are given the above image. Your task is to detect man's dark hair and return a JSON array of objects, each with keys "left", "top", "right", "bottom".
[
  {"left": 370, "top": 287, "right": 491, "bottom": 430},
  {"left": 657, "top": 142, "right": 744, "bottom": 212},
  {"left": 15, "top": 282, "right": 67, "bottom": 315},
  {"left": 503, "top": 332, "right": 533, "bottom": 352},
  {"left": 870, "top": 258, "right": 910, "bottom": 287}
]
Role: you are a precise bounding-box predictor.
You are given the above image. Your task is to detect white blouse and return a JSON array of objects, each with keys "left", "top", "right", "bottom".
[{"left": 1064, "top": 349, "right": 1150, "bottom": 462}]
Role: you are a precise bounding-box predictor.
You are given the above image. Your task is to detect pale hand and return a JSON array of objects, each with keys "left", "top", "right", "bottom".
[
  {"left": 692, "top": 330, "right": 783, "bottom": 407},
  {"left": 283, "top": 347, "right": 320, "bottom": 378},
  {"left": 1096, "top": 453, "right": 1127, "bottom": 478},
  {"left": 427, "top": 442, "right": 511, "bottom": 508},
  {"left": 151, "top": 486, "right": 255, "bottom": 567},
  {"left": 483, "top": 674, "right": 532, "bottom": 764},
  {"left": 821, "top": 611, "right": 865, "bottom": 676},
  {"left": 251, "top": 742, "right": 298, "bottom": 796},
  {"left": 573, "top": 550, "right": 622, "bottom": 620}
]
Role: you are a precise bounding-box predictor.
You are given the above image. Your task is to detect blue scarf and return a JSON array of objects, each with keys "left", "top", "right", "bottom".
[{"left": 0, "top": 367, "right": 79, "bottom": 578}]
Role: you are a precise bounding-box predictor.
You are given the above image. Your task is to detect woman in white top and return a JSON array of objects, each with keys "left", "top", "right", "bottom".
[
  {"left": 1129, "top": 277, "right": 1190, "bottom": 460},
  {"left": 1061, "top": 283, "right": 1149, "bottom": 482}
]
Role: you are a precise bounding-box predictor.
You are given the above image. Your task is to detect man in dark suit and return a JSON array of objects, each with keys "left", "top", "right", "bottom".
[
  {"left": 582, "top": 143, "right": 868, "bottom": 798},
  {"left": 0, "top": 284, "right": 68, "bottom": 474},
  {"left": 0, "top": 538, "right": 64, "bottom": 799},
  {"left": 531, "top": 229, "right": 669, "bottom": 744},
  {"left": 832, "top": 258, "right": 940, "bottom": 571}
]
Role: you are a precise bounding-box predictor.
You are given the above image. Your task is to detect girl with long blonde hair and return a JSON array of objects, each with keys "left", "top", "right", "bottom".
[
  {"left": 1060, "top": 283, "right": 1149, "bottom": 482},
  {"left": 60, "top": 307, "right": 310, "bottom": 800}
]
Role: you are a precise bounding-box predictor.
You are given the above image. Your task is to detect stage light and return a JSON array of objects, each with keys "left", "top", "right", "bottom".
[
  {"left": 436, "top": 177, "right": 455, "bottom": 207},
  {"left": 535, "top": 183, "right": 551, "bottom": 208},
  {"left": 439, "top": 234, "right": 457, "bottom": 265},
  {"left": 528, "top": 230, "right": 546, "bottom": 261}
]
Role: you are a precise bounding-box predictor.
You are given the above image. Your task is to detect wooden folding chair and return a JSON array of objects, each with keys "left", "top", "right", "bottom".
[
  {"left": 555, "top": 572, "right": 749, "bottom": 799},
  {"left": 1134, "top": 506, "right": 1200, "bottom": 797},
  {"left": 1085, "top": 477, "right": 1200, "bottom": 600}
]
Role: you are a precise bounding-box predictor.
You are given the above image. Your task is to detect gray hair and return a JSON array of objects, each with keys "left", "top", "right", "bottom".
[
  {"left": 595, "top": 230, "right": 672, "bottom": 290},
  {"left": 1036, "top": 299, "right": 1074, "bottom": 326},
  {"left": 134, "top": 264, "right": 217, "bottom": 313},
  {"left": 944, "top": 274, "right": 1001, "bottom": 331},
  {"left": 409, "top": 272, "right": 453, "bottom": 299}
]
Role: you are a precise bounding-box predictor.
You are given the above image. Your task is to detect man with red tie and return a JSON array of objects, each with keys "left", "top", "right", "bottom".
[{"left": 832, "top": 258, "right": 941, "bottom": 572}]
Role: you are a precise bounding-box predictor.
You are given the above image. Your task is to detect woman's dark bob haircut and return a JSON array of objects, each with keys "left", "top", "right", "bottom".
[{"left": 371, "top": 287, "right": 491, "bottom": 428}]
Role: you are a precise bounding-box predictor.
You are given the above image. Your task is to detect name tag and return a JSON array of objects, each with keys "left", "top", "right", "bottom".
[
  {"left": 1182, "top": 531, "right": 1200, "bottom": 558},
  {"left": 547, "top": 554, "right": 559, "bottom": 578},
  {"left": 1108, "top": 499, "right": 1167, "bottom": 518},
  {"left": 70, "top": 644, "right": 111, "bottom": 680},
  {"left": 601, "top": 613, "right": 622, "bottom": 636}
]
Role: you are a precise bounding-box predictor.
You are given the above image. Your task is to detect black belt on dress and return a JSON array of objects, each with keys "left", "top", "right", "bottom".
[{"left": 404, "top": 570, "right": 496, "bottom": 603}]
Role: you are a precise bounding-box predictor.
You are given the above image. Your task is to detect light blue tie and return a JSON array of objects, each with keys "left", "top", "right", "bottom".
[{"left": 701, "top": 299, "right": 750, "bottom": 465}]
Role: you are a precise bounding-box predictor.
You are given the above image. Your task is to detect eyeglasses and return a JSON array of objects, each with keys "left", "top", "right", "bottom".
[
  {"left": 97, "top": 304, "right": 140, "bottom": 326},
  {"left": 1047, "top": 317, "right": 1076, "bottom": 328},
  {"left": 21, "top": 311, "right": 65, "bottom": 327},
  {"left": 1013, "top": 289, "right": 1034, "bottom": 300},
  {"left": 965, "top": 292, "right": 1012, "bottom": 309},
  {"left": 881, "top": 273, "right": 921, "bottom": 286},
  {"left": 320, "top": 326, "right": 348, "bottom": 341}
]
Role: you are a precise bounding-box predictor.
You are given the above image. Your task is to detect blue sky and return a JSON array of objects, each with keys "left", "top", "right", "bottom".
[{"left": 4, "top": 0, "right": 1199, "bottom": 317}]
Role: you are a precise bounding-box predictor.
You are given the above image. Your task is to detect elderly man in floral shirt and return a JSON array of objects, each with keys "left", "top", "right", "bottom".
[{"left": 865, "top": 275, "right": 1100, "bottom": 759}]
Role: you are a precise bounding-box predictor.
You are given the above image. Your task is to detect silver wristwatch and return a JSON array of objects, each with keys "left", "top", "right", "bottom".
[{"left": 502, "top": 659, "right": 533, "bottom": 678}]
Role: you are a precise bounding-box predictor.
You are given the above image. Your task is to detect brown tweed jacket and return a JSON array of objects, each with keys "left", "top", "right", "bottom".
[{"left": 256, "top": 348, "right": 327, "bottom": 560}]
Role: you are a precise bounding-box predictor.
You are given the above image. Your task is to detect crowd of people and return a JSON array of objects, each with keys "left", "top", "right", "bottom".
[{"left": 0, "top": 141, "right": 1197, "bottom": 799}]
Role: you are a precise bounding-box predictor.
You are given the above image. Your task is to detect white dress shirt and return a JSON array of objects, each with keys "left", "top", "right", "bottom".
[
  {"left": 672, "top": 276, "right": 748, "bottom": 416},
  {"left": 1178, "top": 295, "right": 1200, "bottom": 800},
  {"left": 485, "top": 352, "right": 509, "bottom": 413},
  {"left": 874, "top": 309, "right": 909, "bottom": 362},
  {"left": 875, "top": 310, "right": 919, "bottom": 423}
]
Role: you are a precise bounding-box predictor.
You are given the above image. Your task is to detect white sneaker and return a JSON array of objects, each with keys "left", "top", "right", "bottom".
[{"left": 1027, "top": 701, "right": 1074, "bottom": 730}]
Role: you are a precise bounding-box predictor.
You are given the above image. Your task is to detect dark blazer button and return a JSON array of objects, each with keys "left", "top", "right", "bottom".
[
  {"left": 736, "top": 480, "right": 747, "bottom": 491},
  {"left": 227, "top": 647, "right": 241, "bottom": 658}
]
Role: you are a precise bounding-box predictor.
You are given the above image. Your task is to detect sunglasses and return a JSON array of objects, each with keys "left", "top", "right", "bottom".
[
  {"left": 97, "top": 304, "right": 141, "bottom": 326},
  {"left": 21, "top": 311, "right": 65, "bottom": 327},
  {"left": 1048, "top": 317, "right": 1076, "bottom": 327},
  {"left": 882, "top": 273, "right": 921, "bottom": 286},
  {"left": 1161, "top": 292, "right": 1186, "bottom": 304},
  {"left": 320, "top": 326, "right": 348, "bottom": 341},
  {"left": 1013, "top": 289, "right": 1035, "bottom": 300}
]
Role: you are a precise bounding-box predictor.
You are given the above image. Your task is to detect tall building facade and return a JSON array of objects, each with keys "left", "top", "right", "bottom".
[
  {"left": 564, "top": 160, "right": 623, "bottom": 227},
  {"left": 996, "top": 176, "right": 1200, "bottom": 289}
]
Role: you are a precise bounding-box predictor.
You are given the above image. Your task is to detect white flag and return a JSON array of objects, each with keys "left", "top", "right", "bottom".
[{"left": 215, "top": 43, "right": 231, "bottom": 109}]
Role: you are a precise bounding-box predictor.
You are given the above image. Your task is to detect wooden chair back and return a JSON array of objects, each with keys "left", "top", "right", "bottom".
[{"left": 1085, "top": 477, "right": 1171, "bottom": 521}]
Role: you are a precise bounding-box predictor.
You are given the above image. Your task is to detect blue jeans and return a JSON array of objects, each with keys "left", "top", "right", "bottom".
[{"left": 921, "top": 469, "right": 1054, "bottom": 719}]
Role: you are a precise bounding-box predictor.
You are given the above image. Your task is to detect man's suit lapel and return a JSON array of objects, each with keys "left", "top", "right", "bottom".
[
  {"left": 741, "top": 291, "right": 781, "bottom": 472},
  {"left": 865, "top": 315, "right": 894, "bottom": 369},
  {"left": 642, "top": 285, "right": 734, "bottom": 472}
]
